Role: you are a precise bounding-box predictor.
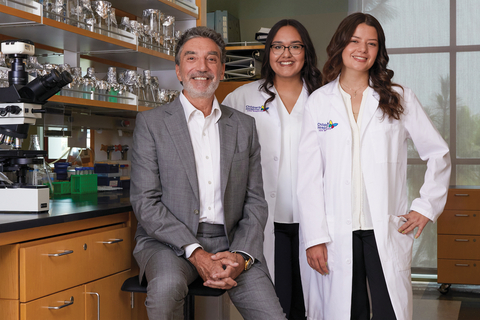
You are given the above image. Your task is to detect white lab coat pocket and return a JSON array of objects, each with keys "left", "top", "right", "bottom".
[{"left": 388, "top": 215, "right": 414, "bottom": 272}]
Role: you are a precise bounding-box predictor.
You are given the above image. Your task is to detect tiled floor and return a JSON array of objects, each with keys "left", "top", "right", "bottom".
[
  {"left": 413, "top": 281, "right": 480, "bottom": 320},
  {"left": 227, "top": 281, "right": 480, "bottom": 320}
]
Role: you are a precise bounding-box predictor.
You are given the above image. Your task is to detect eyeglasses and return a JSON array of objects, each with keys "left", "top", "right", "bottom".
[{"left": 270, "top": 44, "right": 305, "bottom": 55}]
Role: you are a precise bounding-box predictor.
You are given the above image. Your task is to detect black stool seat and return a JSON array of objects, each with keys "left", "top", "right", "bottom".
[
  {"left": 121, "top": 276, "right": 148, "bottom": 293},
  {"left": 121, "top": 275, "right": 225, "bottom": 320}
]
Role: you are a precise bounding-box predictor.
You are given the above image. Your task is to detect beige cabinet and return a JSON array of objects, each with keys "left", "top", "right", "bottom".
[
  {"left": 0, "top": 299, "right": 19, "bottom": 320},
  {"left": 0, "top": 213, "right": 136, "bottom": 320},
  {"left": 19, "top": 271, "right": 133, "bottom": 320},
  {"left": 19, "top": 225, "right": 131, "bottom": 302},
  {"left": 20, "top": 285, "right": 86, "bottom": 320},
  {"left": 437, "top": 188, "right": 480, "bottom": 290},
  {"left": 85, "top": 270, "right": 132, "bottom": 320}
]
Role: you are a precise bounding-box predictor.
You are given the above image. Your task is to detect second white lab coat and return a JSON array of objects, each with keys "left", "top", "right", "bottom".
[
  {"left": 297, "top": 77, "right": 451, "bottom": 320},
  {"left": 222, "top": 80, "right": 309, "bottom": 281}
]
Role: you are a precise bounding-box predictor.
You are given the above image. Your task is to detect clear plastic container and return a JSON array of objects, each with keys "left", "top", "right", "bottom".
[{"left": 67, "top": 167, "right": 76, "bottom": 179}]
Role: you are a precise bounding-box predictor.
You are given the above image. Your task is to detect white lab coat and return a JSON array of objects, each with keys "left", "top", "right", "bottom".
[
  {"left": 222, "top": 80, "right": 309, "bottom": 281},
  {"left": 297, "top": 77, "right": 451, "bottom": 320}
]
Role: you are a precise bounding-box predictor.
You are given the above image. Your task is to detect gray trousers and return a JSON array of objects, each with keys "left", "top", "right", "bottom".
[{"left": 142, "top": 223, "right": 286, "bottom": 320}]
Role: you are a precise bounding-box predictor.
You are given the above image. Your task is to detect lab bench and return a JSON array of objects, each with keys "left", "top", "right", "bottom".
[{"left": 0, "top": 190, "right": 148, "bottom": 320}]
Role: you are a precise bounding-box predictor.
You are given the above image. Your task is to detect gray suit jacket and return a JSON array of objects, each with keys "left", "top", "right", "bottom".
[{"left": 130, "top": 97, "right": 269, "bottom": 279}]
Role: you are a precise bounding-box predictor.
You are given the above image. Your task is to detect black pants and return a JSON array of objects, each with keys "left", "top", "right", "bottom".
[
  {"left": 274, "top": 222, "right": 306, "bottom": 320},
  {"left": 351, "top": 230, "right": 396, "bottom": 320}
]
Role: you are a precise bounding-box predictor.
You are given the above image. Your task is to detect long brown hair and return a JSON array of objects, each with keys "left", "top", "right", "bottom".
[
  {"left": 323, "top": 13, "right": 403, "bottom": 120},
  {"left": 260, "top": 19, "right": 322, "bottom": 107}
]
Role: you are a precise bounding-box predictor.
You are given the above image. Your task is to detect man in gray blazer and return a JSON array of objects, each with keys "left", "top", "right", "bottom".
[{"left": 130, "top": 26, "right": 286, "bottom": 319}]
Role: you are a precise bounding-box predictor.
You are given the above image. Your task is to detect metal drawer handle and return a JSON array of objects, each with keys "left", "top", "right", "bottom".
[
  {"left": 86, "top": 292, "right": 100, "bottom": 320},
  {"left": 455, "top": 264, "right": 470, "bottom": 267},
  {"left": 48, "top": 296, "right": 74, "bottom": 309},
  {"left": 99, "top": 238, "right": 123, "bottom": 244},
  {"left": 455, "top": 239, "right": 469, "bottom": 242},
  {"left": 455, "top": 214, "right": 470, "bottom": 217},
  {"left": 454, "top": 194, "right": 470, "bottom": 197},
  {"left": 48, "top": 250, "right": 74, "bottom": 257}
]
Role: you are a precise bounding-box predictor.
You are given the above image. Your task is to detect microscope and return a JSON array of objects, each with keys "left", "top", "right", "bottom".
[{"left": 0, "top": 39, "right": 72, "bottom": 213}]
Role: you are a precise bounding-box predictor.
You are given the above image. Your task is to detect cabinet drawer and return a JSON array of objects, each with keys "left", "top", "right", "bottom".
[
  {"left": 85, "top": 227, "right": 132, "bottom": 281},
  {"left": 0, "top": 300, "right": 19, "bottom": 320},
  {"left": 20, "top": 285, "right": 85, "bottom": 320},
  {"left": 85, "top": 270, "right": 132, "bottom": 320},
  {"left": 444, "top": 189, "right": 480, "bottom": 210},
  {"left": 438, "top": 235, "right": 480, "bottom": 259},
  {"left": 438, "top": 210, "right": 480, "bottom": 235},
  {"left": 20, "top": 226, "right": 131, "bottom": 302},
  {"left": 437, "top": 259, "right": 480, "bottom": 284}
]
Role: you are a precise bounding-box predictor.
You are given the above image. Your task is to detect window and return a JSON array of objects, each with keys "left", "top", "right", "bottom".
[
  {"left": 46, "top": 128, "right": 91, "bottom": 160},
  {"left": 352, "top": 0, "right": 480, "bottom": 270}
]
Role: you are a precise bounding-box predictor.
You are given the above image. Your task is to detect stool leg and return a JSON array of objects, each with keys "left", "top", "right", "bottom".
[{"left": 184, "top": 295, "right": 195, "bottom": 320}]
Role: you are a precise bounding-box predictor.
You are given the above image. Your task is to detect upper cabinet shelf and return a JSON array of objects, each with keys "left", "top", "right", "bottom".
[
  {"left": 113, "top": 0, "right": 198, "bottom": 21},
  {"left": 48, "top": 95, "right": 153, "bottom": 117},
  {"left": 226, "top": 44, "right": 265, "bottom": 51},
  {"left": 0, "top": 1, "right": 199, "bottom": 70},
  {"left": 0, "top": 0, "right": 198, "bottom": 114}
]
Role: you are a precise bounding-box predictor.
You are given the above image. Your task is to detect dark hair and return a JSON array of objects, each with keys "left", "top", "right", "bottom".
[
  {"left": 260, "top": 19, "right": 322, "bottom": 107},
  {"left": 175, "top": 26, "right": 226, "bottom": 65},
  {"left": 323, "top": 12, "right": 404, "bottom": 120}
]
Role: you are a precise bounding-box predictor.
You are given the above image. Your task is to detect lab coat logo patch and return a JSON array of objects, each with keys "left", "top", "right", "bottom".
[
  {"left": 246, "top": 105, "right": 268, "bottom": 112},
  {"left": 317, "top": 120, "right": 338, "bottom": 132}
]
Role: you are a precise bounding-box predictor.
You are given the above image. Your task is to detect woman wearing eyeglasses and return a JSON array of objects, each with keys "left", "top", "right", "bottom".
[{"left": 222, "top": 19, "right": 322, "bottom": 320}]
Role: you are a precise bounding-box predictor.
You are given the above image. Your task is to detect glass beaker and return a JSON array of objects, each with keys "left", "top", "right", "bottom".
[
  {"left": 67, "top": 0, "right": 82, "bottom": 27},
  {"left": 53, "top": 0, "right": 67, "bottom": 23},
  {"left": 119, "top": 16, "right": 131, "bottom": 32},
  {"left": 81, "top": 0, "right": 96, "bottom": 32},
  {"left": 105, "top": 67, "right": 119, "bottom": 103},
  {"left": 162, "top": 15, "right": 175, "bottom": 55},
  {"left": 70, "top": 67, "right": 84, "bottom": 98},
  {"left": 96, "top": 80, "right": 108, "bottom": 101},
  {"left": 143, "top": 9, "right": 161, "bottom": 49},
  {"left": 107, "top": 7, "right": 117, "bottom": 34},
  {"left": 29, "top": 134, "right": 41, "bottom": 150},
  {"left": 143, "top": 70, "right": 155, "bottom": 107},
  {"left": 83, "top": 67, "right": 97, "bottom": 100},
  {"left": 92, "top": 0, "right": 111, "bottom": 35}
]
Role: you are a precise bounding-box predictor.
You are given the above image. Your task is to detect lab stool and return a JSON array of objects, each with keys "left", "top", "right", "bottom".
[{"left": 121, "top": 275, "right": 226, "bottom": 320}]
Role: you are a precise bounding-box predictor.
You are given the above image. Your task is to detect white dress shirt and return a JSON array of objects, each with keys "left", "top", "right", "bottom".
[
  {"left": 180, "top": 93, "right": 224, "bottom": 258},
  {"left": 274, "top": 87, "right": 306, "bottom": 223},
  {"left": 339, "top": 84, "right": 373, "bottom": 231}
]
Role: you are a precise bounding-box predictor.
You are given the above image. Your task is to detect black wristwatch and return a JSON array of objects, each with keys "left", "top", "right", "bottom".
[{"left": 235, "top": 252, "right": 254, "bottom": 271}]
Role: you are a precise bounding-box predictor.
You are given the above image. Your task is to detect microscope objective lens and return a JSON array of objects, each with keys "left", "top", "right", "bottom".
[{"left": 13, "top": 137, "right": 22, "bottom": 149}]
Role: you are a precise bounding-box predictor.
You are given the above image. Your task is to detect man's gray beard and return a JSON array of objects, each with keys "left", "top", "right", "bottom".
[{"left": 183, "top": 78, "right": 219, "bottom": 99}]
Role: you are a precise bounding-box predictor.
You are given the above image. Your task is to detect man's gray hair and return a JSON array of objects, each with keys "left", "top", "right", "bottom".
[{"left": 174, "top": 26, "right": 226, "bottom": 65}]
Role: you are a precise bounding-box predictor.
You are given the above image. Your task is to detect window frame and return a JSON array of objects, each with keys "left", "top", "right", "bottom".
[{"left": 351, "top": 0, "right": 480, "bottom": 185}]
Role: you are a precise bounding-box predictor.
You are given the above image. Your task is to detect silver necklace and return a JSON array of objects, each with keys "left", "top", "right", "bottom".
[{"left": 340, "top": 82, "right": 368, "bottom": 99}]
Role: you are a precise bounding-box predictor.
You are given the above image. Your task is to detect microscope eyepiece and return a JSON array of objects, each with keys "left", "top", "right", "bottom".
[{"left": 18, "top": 69, "right": 72, "bottom": 102}]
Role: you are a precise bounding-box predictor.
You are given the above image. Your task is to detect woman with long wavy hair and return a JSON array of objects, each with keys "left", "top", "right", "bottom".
[
  {"left": 297, "top": 13, "right": 450, "bottom": 320},
  {"left": 223, "top": 19, "right": 322, "bottom": 320}
]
